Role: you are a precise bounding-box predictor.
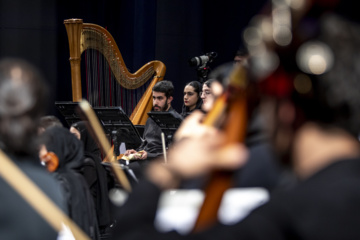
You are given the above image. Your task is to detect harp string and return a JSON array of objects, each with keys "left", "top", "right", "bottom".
[{"left": 83, "top": 47, "right": 152, "bottom": 116}]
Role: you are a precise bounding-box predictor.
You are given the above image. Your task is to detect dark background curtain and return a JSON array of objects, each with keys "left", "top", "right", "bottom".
[{"left": 0, "top": 0, "right": 265, "bottom": 120}]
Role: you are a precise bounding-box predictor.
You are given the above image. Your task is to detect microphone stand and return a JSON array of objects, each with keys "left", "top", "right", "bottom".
[{"left": 196, "top": 65, "right": 211, "bottom": 83}]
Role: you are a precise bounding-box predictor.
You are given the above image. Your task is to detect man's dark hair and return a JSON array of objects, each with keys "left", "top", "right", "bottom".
[
  {"left": 235, "top": 48, "right": 249, "bottom": 58},
  {"left": 152, "top": 80, "right": 174, "bottom": 98},
  {"left": 39, "top": 115, "right": 63, "bottom": 130}
]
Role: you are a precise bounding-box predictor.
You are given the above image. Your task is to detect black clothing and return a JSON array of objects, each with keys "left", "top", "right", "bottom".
[
  {"left": 137, "top": 107, "right": 180, "bottom": 160},
  {"left": 234, "top": 111, "right": 281, "bottom": 191},
  {"left": 138, "top": 116, "right": 162, "bottom": 160},
  {"left": 180, "top": 99, "right": 203, "bottom": 118},
  {"left": 42, "top": 127, "right": 100, "bottom": 240},
  {"left": 72, "top": 121, "right": 112, "bottom": 230},
  {"left": 112, "top": 158, "right": 360, "bottom": 240},
  {"left": 122, "top": 108, "right": 181, "bottom": 181},
  {"left": 82, "top": 157, "right": 98, "bottom": 198},
  {"left": 0, "top": 155, "right": 66, "bottom": 240},
  {"left": 232, "top": 142, "right": 280, "bottom": 191}
]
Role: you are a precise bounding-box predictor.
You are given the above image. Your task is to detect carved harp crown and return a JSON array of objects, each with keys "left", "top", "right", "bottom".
[{"left": 64, "top": 18, "right": 166, "bottom": 125}]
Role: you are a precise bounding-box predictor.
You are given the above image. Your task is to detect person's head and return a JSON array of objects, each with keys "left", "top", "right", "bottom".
[
  {"left": 234, "top": 48, "right": 249, "bottom": 67},
  {"left": 0, "top": 58, "right": 48, "bottom": 156},
  {"left": 38, "top": 115, "right": 63, "bottom": 134},
  {"left": 200, "top": 79, "right": 216, "bottom": 112},
  {"left": 183, "top": 81, "right": 202, "bottom": 111},
  {"left": 70, "top": 121, "right": 101, "bottom": 158},
  {"left": 152, "top": 80, "right": 174, "bottom": 111},
  {"left": 245, "top": 0, "right": 360, "bottom": 171},
  {"left": 39, "top": 126, "right": 84, "bottom": 172},
  {"left": 201, "top": 62, "right": 245, "bottom": 112}
]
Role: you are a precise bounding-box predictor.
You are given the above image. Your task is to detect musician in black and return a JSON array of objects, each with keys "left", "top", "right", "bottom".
[
  {"left": 39, "top": 127, "right": 100, "bottom": 239},
  {"left": 124, "top": 80, "right": 180, "bottom": 162}
]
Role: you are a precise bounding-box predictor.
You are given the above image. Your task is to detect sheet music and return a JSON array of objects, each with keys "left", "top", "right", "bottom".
[{"left": 154, "top": 187, "right": 269, "bottom": 235}]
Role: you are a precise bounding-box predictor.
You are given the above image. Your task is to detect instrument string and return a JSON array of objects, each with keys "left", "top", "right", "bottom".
[
  {"left": 82, "top": 34, "right": 155, "bottom": 118},
  {"left": 85, "top": 48, "right": 155, "bottom": 115}
]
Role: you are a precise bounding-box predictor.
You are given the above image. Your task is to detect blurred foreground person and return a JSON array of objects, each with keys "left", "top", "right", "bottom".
[
  {"left": 209, "top": 63, "right": 281, "bottom": 190},
  {"left": 112, "top": 1, "right": 360, "bottom": 239},
  {"left": 178, "top": 64, "right": 281, "bottom": 191},
  {"left": 0, "top": 59, "right": 66, "bottom": 239}
]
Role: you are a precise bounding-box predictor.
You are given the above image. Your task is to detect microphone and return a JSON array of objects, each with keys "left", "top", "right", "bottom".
[{"left": 189, "top": 52, "right": 218, "bottom": 67}]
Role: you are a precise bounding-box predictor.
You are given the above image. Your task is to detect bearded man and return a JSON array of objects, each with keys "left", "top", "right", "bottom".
[{"left": 124, "top": 80, "right": 180, "bottom": 163}]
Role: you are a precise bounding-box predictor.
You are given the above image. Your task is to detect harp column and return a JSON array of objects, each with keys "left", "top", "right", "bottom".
[{"left": 64, "top": 18, "right": 83, "bottom": 102}]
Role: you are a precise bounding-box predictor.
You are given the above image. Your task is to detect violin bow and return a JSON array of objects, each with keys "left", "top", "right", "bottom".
[
  {"left": 0, "top": 150, "right": 90, "bottom": 240},
  {"left": 78, "top": 100, "right": 132, "bottom": 192}
]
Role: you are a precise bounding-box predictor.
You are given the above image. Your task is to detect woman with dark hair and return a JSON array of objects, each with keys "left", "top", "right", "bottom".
[
  {"left": 181, "top": 81, "right": 202, "bottom": 118},
  {"left": 70, "top": 121, "right": 112, "bottom": 236},
  {"left": 39, "top": 127, "right": 100, "bottom": 240}
]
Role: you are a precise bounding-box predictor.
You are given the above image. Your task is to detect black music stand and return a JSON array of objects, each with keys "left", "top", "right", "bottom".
[
  {"left": 92, "top": 106, "right": 144, "bottom": 158},
  {"left": 55, "top": 101, "right": 81, "bottom": 127},
  {"left": 147, "top": 111, "right": 183, "bottom": 147}
]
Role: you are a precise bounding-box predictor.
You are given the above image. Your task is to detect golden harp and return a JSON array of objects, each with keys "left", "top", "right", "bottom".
[{"left": 64, "top": 18, "right": 166, "bottom": 125}]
